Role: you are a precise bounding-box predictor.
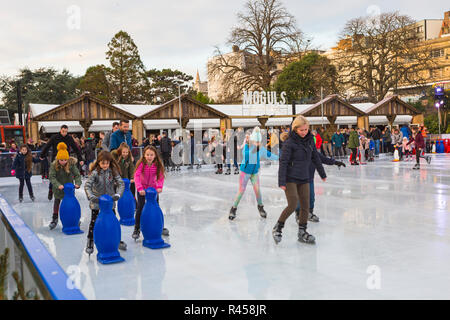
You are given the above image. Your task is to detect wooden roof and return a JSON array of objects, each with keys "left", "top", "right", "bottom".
[
  {"left": 141, "top": 94, "right": 229, "bottom": 120},
  {"left": 300, "top": 95, "right": 365, "bottom": 117},
  {"left": 33, "top": 92, "right": 136, "bottom": 121},
  {"left": 365, "top": 95, "right": 420, "bottom": 116}
]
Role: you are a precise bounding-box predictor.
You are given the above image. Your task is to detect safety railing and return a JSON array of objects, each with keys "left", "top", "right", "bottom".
[{"left": 0, "top": 194, "right": 86, "bottom": 300}]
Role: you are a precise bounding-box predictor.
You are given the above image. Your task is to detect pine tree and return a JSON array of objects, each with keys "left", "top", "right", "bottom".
[
  {"left": 106, "top": 31, "right": 149, "bottom": 104},
  {"left": 77, "top": 65, "right": 111, "bottom": 102}
]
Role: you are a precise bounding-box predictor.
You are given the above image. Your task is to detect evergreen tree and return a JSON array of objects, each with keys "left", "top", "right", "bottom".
[
  {"left": 106, "top": 31, "right": 149, "bottom": 104},
  {"left": 146, "top": 68, "right": 193, "bottom": 103},
  {"left": 77, "top": 65, "right": 111, "bottom": 102}
]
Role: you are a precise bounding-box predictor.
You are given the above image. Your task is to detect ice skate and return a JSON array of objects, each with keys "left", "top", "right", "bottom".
[
  {"left": 308, "top": 208, "right": 319, "bottom": 223},
  {"left": 132, "top": 227, "right": 140, "bottom": 241},
  {"left": 298, "top": 224, "right": 315, "bottom": 244},
  {"left": 30, "top": 195, "right": 35, "bottom": 202},
  {"left": 412, "top": 163, "right": 420, "bottom": 170},
  {"left": 49, "top": 214, "right": 58, "bottom": 230},
  {"left": 229, "top": 207, "right": 237, "bottom": 220},
  {"left": 426, "top": 156, "right": 431, "bottom": 164},
  {"left": 85, "top": 238, "right": 94, "bottom": 256},
  {"left": 257, "top": 205, "right": 267, "bottom": 218},
  {"left": 234, "top": 167, "right": 239, "bottom": 174},
  {"left": 225, "top": 168, "right": 231, "bottom": 175},
  {"left": 162, "top": 228, "right": 169, "bottom": 236},
  {"left": 19, "top": 196, "right": 23, "bottom": 203},
  {"left": 272, "top": 221, "right": 284, "bottom": 244},
  {"left": 119, "top": 241, "right": 127, "bottom": 251}
]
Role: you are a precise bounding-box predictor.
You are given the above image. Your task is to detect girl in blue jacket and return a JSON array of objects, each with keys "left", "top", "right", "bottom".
[{"left": 229, "top": 127, "right": 278, "bottom": 220}]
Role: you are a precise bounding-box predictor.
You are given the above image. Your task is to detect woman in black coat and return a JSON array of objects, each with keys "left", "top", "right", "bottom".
[{"left": 274, "top": 115, "right": 327, "bottom": 244}]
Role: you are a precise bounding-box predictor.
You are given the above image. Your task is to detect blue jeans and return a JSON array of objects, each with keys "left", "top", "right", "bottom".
[
  {"left": 374, "top": 140, "right": 380, "bottom": 155},
  {"left": 296, "top": 181, "right": 315, "bottom": 211}
]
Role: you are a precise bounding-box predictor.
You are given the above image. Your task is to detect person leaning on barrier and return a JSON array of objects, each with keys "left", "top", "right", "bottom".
[{"left": 102, "top": 122, "right": 120, "bottom": 152}]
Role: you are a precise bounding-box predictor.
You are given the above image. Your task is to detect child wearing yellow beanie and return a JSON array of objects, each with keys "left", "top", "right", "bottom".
[{"left": 48, "top": 142, "right": 81, "bottom": 230}]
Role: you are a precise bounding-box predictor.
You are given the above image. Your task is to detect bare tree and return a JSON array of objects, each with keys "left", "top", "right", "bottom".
[
  {"left": 334, "top": 11, "right": 435, "bottom": 103},
  {"left": 208, "top": 0, "right": 306, "bottom": 103}
]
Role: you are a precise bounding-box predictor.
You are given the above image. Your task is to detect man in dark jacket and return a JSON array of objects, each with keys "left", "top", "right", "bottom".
[
  {"left": 160, "top": 131, "right": 172, "bottom": 170},
  {"left": 370, "top": 126, "right": 382, "bottom": 156},
  {"left": 40, "top": 125, "right": 84, "bottom": 200}
]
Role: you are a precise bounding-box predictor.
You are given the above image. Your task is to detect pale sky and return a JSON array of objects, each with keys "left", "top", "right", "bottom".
[{"left": 0, "top": 0, "right": 448, "bottom": 82}]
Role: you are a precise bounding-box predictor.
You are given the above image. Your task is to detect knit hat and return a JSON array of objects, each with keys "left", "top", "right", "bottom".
[
  {"left": 56, "top": 142, "right": 69, "bottom": 160},
  {"left": 250, "top": 127, "right": 262, "bottom": 143}
]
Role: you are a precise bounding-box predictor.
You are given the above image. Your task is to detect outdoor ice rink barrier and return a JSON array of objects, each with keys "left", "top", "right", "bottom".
[{"left": 0, "top": 194, "right": 86, "bottom": 300}]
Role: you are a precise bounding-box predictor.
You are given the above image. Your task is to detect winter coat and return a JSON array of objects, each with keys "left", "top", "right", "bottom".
[
  {"left": 101, "top": 131, "right": 112, "bottom": 151},
  {"left": 11, "top": 152, "right": 41, "bottom": 180},
  {"left": 49, "top": 157, "right": 82, "bottom": 200},
  {"left": 369, "top": 140, "right": 375, "bottom": 150},
  {"left": 84, "top": 168, "right": 124, "bottom": 210},
  {"left": 347, "top": 131, "right": 360, "bottom": 149},
  {"left": 391, "top": 132, "right": 403, "bottom": 145},
  {"left": 383, "top": 129, "right": 392, "bottom": 143},
  {"left": 309, "top": 152, "right": 335, "bottom": 183},
  {"left": 331, "top": 133, "right": 345, "bottom": 147},
  {"left": 278, "top": 131, "right": 326, "bottom": 187},
  {"left": 359, "top": 136, "right": 369, "bottom": 151},
  {"left": 160, "top": 137, "right": 172, "bottom": 153},
  {"left": 321, "top": 130, "right": 332, "bottom": 143},
  {"left": 111, "top": 150, "right": 135, "bottom": 180},
  {"left": 83, "top": 138, "right": 97, "bottom": 162},
  {"left": 40, "top": 133, "right": 84, "bottom": 162},
  {"left": 315, "top": 134, "right": 322, "bottom": 149},
  {"left": 134, "top": 162, "right": 164, "bottom": 192},
  {"left": 109, "top": 130, "right": 132, "bottom": 151},
  {"left": 240, "top": 144, "right": 278, "bottom": 175},
  {"left": 371, "top": 128, "right": 382, "bottom": 140},
  {"left": 400, "top": 127, "right": 411, "bottom": 140},
  {"left": 407, "top": 132, "right": 425, "bottom": 150}
]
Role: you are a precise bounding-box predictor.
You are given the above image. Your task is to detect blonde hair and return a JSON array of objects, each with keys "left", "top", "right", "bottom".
[{"left": 292, "top": 115, "right": 309, "bottom": 131}]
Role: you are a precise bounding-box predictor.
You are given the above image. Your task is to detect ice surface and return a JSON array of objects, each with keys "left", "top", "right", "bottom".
[{"left": 1, "top": 154, "right": 449, "bottom": 300}]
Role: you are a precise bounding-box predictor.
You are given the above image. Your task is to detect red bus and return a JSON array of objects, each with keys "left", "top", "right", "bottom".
[{"left": 0, "top": 125, "right": 27, "bottom": 146}]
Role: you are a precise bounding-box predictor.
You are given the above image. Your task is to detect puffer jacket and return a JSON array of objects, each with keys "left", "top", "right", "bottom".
[
  {"left": 11, "top": 152, "right": 41, "bottom": 180},
  {"left": 347, "top": 131, "right": 360, "bottom": 149},
  {"left": 134, "top": 162, "right": 164, "bottom": 192},
  {"left": 84, "top": 168, "right": 124, "bottom": 210},
  {"left": 278, "top": 131, "right": 326, "bottom": 187},
  {"left": 391, "top": 132, "right": 403, "bottom": 146},
  {"left": 49, "top": 157, "right": 82, "bottom": 200}
]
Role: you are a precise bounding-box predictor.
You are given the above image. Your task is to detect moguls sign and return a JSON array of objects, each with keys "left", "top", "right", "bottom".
[{"left": 242, "top": 91, "right": 288, "bottom": 115}]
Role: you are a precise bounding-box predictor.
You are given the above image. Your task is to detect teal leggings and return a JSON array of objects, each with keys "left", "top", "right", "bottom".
[{"left": 232, "top": 171, "right": 262, "bottom": 208}]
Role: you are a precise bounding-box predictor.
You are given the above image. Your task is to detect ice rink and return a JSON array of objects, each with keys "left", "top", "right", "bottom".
[{"left": 1, "top": 154, "right": 449, "bottom": 300}]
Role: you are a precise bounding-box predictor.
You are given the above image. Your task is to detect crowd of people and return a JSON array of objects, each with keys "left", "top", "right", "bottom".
[{"left": 5, "top": 117, "right": 437, "bottom": 255}]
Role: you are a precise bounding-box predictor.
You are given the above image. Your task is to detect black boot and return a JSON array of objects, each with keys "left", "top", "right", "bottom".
[
  {"left": 308, "top": 208, "right": 319, "bottom": 223},
  {"left": 30, "top": 195, "right": 35, "bottom": 202},
  {"left": 48, "top": 188, "right": 53, "bottom": 201},
  {"left": 19, "top": 195, "right": 23, "bottom": 203},
  {"left": 298, "top": 224, "right": 315, "bottom": 244},
  {"left": 132, "top": 227, "right": 140, "bottom": 241},
  {"left": 49, "top": 214, "right": 58, "bottom": 230},
  {"left": 272, "top": 221, "right": 284, "bottom": 244},
  {"left": 85, "top": 237, "right": 94, "bottom": 256},
  {"left": 229, "top": 207, "right": 237, "bottom": 220},
  {"left": 257, "top": 205, "right": 267, "bottom": 218}
]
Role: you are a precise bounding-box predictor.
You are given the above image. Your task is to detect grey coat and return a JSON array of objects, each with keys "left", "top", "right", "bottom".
[
  {"left": 84, "top": 168, "right": 124, "bottom": 210},
  {"left": 101, "top": 131, "right": 112, "bottom": 152},
  {"left": 391, "top": 132, "right": 403, "bottom": 146}
]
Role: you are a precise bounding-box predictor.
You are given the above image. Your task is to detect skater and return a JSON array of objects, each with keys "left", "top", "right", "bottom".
[
  {"left": 273, "top": 115, "right": 326, "bottom": 244},
  {"left": 391, "top": 128, "right": 403, "bottom": 160},
  {"left": 408, "top": 127, "right": 431, "bottom": 170},
  {"left": 348, "top": 127, "right": 360, "bottom": 165},
  {"left": 112, "top": 142, "right": 136, "bottom": 198},
  {"left": 229, "top": 127, "right": 278, "bottom": 220},
  {"left": 160, "top": 131, "right": 173, "bottom": 171},
  {"left": 402, "top": 137, "right": 413, "bottom": 161},
  {"left": 132, "top": 146, "right": 168, "bottom": 240},
  {"left": 289, "top": 139, "right": 346, "bottom": 224},
  {"left": 48, "top": 143, "right": 82, "bottom": 229},
  {"left": 331, "top": 129, "right": 345, "bottom": 158},
  {"left": 84, "top": 151, "right": 125, "bottom": 255},
  {"left": 39, "top": 125, "right": 84, "bottom": 201},
  {"left": 10, "top": 144, "right": 41, "bottom": 202},
  {"left": 368, "top": 138, "right": 375, "bottom": 162}
]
